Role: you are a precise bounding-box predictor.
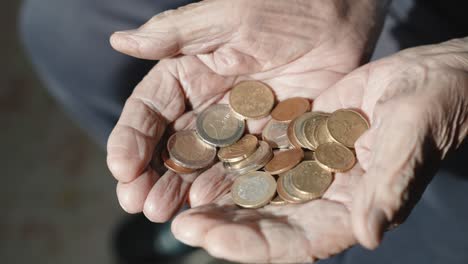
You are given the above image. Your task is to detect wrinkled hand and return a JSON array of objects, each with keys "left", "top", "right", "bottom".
[
  {"left": 171, "top": 38, "right": 468, "bottom": 263},
  {"left": 106, "top": 0, "right": 384, "bottom": 222}
]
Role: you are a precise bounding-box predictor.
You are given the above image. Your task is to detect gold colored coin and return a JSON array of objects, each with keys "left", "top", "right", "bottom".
[
  {"left": 229, "top": 81, "right": 275, "bottom": 119},
  {"left": 276, "top": 173, "right": 303, "bottom": 203},
  {"left": 262, "top": 119, "right": 291, "bottom": 149},
  {"left": 302, "top": 112, "right": 330, "bottom": 150},
  {"left": 161, "top": 151, "right": 196, "bottom": 174},
  {"left": 289, "top": 161, "right": 333, "bottom": 200},
  {"left": 224, "top": 141, "right": 273, "bottom": 175},
  {"left": 327, "top": 109, "right": 369, "bottom": 148},
  {"left": 271, "top": 97, "right": 310, "bottom": 122},
  {"left": 167, "top": 130, "right": 216, "bottom": 169},
  {"left": 231, "top": 171, "right": 277, "bottom": 208},
  {"left": 314, "top": 142, "right": 356, "bottom": 172},
  {"left": 314, "top": 118, "right": 333, "bottom": 146},
  {"left": 287, "top": 119, "right": 302, "bottom": 148},
  {"left": 269, "top": 194, "right": 288, "bottom": 205},
  {"left": 218, "top": 134, "right": 258, "bottom": 163},
  {"left": 264, "top": 148, "right": 304, "bottom": 175},
  {"left": 294, "top": 112, "right": 325, "bottom": 148}
]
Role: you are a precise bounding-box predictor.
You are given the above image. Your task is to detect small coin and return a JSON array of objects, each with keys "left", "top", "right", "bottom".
[
  {"left": 229, "top": 81, "right": 275, "bottom": 119},
  {"left": 224, "top": 141, "right": 273, "bottom": 175},
  {"left": 314, "top": 142, "right": 356, "bottom": 172},
  {"left": 302, "top": 112, "right": 330, "bottom": 150},
  {"left": 271, "top": 97, "right": 310, "bottom": 122},
  {"left": 314, "top": 118, "right": 333, "bottom": 146},
  {"left": 264, "top": 148, "right": 304, "bottom": 175},
  {"left": 231, "top": 171, "right": 277, "bottom": 208},
  {"left": 289, "top": 161, "right": 333, "bottom": 200},
  {"left": 196, "top": 104, "right": 245, "bottom": 147},
  {"left": 167, "top": 130, "right": 217, "bottom": 169},
  {"left": 161, "top": 150, "right": 196, "bottom": 174},
  {"left": 276, "top": 172, "right": 303, "bottom": 203},
  {"left": 262, "top": 119, "right": 291, "bottom": 149},
  {"left": 269, "top": 194, "right": 288, "bottom": 205},
  {"left": 218, "top": 134, "right": 258, "bottom": 163},
  {"left": 327, "top": 109, "right": 369, "bottom": 148},
  {"left": 287, "top": 119, "right": 302, "bottom": 148}
]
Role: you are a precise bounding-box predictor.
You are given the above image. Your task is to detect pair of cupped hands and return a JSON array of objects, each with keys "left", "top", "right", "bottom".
[{"left": 106, "top": 0, "right": 468, "bottom": 263}]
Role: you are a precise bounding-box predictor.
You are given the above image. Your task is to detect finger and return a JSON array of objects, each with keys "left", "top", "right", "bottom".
[
  {"left": 116, "top": 170, "right": 159, "bottom": 214},
  {"left": 110, "top": 1, "right": 235, "bottom": 60},
  {"left": 107, "top": 60, "right": 185, "bottom": 183},
  {"left": 143, "top": 170, "right": 198, "bottom": 223},
  {"left": 351, "top": 99, "right": 436, "bottom": 249}
]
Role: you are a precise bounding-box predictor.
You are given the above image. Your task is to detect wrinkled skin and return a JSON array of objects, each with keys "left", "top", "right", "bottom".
[
  {"left": 171, "top": 38, "right": 468, "bottom": 263},
  {"left": 107, "top": 0, "right": 384, "bottom": 221}
]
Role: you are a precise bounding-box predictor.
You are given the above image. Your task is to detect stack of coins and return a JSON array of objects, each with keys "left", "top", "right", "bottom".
[{"left": 163, "top": 80, "right": 369, "bottom": 209}]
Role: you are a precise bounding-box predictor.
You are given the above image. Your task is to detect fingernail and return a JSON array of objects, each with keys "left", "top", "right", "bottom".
[
  {"left": 111, "top": 31, "right": 140, "bottom": 50},
  {"left": 367, "top": 208, "right": 388, "bottom": 249}
]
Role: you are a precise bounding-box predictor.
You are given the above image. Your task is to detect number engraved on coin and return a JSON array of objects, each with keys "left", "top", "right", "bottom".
[
  {"left": 327, "top": 109, "right": 369, "bottom": 148},
  {"left": 262, "top": 119, "right": 291, "bottom": 149},
  {"left": 167, "top": 130, "right": 216, "bottom": 169},
  {"left": 314, "top": 142, "right": 356, "bottom": 172},
  {"left": 290, "top": 161, "right": 332, "bottom": 200},
  {"left": 196, "top": 104, "right": 245, "bottom": 147},
  {"left": 271, "top": 97, "right": 310, "bottom": 122},
  {"left": 218, "top": 134, "right": 258, "bottom": 162},
  {"left": 231, "top": 171, "right": 277, "bottom": 208},
  {"left": 229, "top": 81, "right": 275, "bottom": 119}
]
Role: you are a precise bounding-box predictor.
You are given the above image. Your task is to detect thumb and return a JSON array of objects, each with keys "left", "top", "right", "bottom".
[
  {"left": 351, "top": 98, "right": 440, "bottom": 249},
  {"left": 110, "top": 1, "right": 235, "bottom": 59}
]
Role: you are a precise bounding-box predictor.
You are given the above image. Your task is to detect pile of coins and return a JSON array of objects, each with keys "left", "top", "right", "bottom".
[{"left": 163, "top": 81, "right": 369, "bottom": 208}]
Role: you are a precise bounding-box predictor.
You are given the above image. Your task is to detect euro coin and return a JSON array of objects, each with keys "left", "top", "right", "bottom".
[
  {"left": 314, "top": 118, "right": 333, "bottom": 146},
  {"left": 302, "top": 112, "right": 330, "bottom": 150},
  {"left": 287, "top": 119, "right": 302, "bottom": 148},
  {"left": 196, "top": 104, "right": 245, "bottom": 147},
  {"left": 161, "top": 150, "right": 196, "bottom": 174},
  {"left": 271, "top": 97, "right": 310, "bottom": 122},
  {"left": 290, "top": 161, "right": 333, "bottom": 200},
  {"left": 231, "top": 171, "right": 277, "bottom": 208},
  {"left": 167, "top": 130, "right": 216, "bottom": 170},
  {"left": 327, "top": 109, "right": 369, "bottom": 148},
  {"left": 262, "top": 119, "right": 291, "bottom": 149},
  {"left": 314, "top": 142, "right": 356, "bottom": 172},
  {"left": 264, "top": 148, "right": 304, "bottom": 175},
  {"left": 224, "top": 141, "right": 272, "bottom": 175},
  {"left": 276, "top": 172, "right": 303, "bottom": 203},
  {"left": 229, "top": 81, "right": 275, "bottom": 119},
  {"left": 218, "top": 134, "right": 258, "bottom": 163}
]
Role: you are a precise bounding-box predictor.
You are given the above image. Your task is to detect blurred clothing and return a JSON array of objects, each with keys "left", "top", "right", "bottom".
[{"left": 19, "top": 0, "right": 468, "bottom": 263}]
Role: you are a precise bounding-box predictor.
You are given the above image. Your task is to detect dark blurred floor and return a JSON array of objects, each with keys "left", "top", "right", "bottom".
[{"left": 0, "top": 1, "right": 233, "bottom": 263}]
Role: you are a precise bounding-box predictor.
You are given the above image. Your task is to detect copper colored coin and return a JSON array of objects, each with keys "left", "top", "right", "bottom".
[
  {"left": 231, "top": 171, "right": 277, "bottom": 208},
  {"left": 302, "top": 112, "right": 330, "bottom": 150},
  {"left": 229, "top": 81, "right": 275, "bottom": 119},
  {"left": 269, "top": 194, "right": 288, "bottom": 205},
  {"left": 218, "top": 134, "right": 258, "bottom": 163},
  {"left": 162, "top": 151, "right": 196, "bottom": 174},
  {"left": 264, "top": 148, "right": 304, "bottom": 175},
  {"left": 314, "top": 142, "right": 356, "bottom": 172},
  {"left": 262, "top": 119, "right": 291, "bottom": 149},
  {"left": 314, "top": 118, "right": 333, "bottom": 146},
  {"left": 287, "top": 119, "right": 302, "bottom": 148},
  {"left": 327, "top": 109, "right": 369, "bottom": 148},
  {"left": 289, "top": 161, "right": 333, "bottom": 200},
  {"left": 271, "top": 97, "right": 310, "bottom": 122},
  {"left": 167, "top": 130, "right": 217, "bottom": 170},
  {"left": 276, "top": 173, "right": 303, "bottom": 203}
]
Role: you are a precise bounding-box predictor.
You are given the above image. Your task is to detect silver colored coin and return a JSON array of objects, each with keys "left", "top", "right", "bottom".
[
  {"left": 231, "top": 171, "right": 277, "bottom": 208},
  {"left": 167, "top": 130, "right": 217, "bottom": 169},
  {"left": 224, "top": 141, "right": 273, "bottom": 175},
  {"left": 196, "top": 104, "right": 245, "bottom": 147},
  {"left": 262, "top": 119, "right": 291, "bottom": 149}
]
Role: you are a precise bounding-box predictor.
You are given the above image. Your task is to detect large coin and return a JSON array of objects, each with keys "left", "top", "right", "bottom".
[
  {"left": 314, "top": 142, "right": 356, "bottom": 172},
  {"left": 224, "top": 141, "right": 272, "bottom": 175},
  {"left": 276, "top": 172, "right": 303, "bottom": 203},
  {"left": 290, "top": 161, "right": 333, "bottom": 200},
  {"left": 218, "top": 134, "right": 258, "bottom": 163},
  {"left": 264, "top": 148, "right": 304, "bottom": 175},
  {"left": 229, "top": 81, "right": 275, "bottom": 119},
  {"left": 327, "top": 109, "right": 369, "bottom": 148},
  {"left": 231, "top": 171, "right": 277, "bottom": 208},
  {"left": 167, "top": 130, "right": 217, "bottom": 169},
  {"left": 271, "top": 97, "right": 310, "bottom": 122},
  {"left": 262, "top": 119, "right": 291, "bottom": 149},
  {"left": 302, "top": 112, "right": 330, "bottom": 150},
  {"left": 196, "top": 104, "right": 245, "bottom": 147},
  {"left": 161, "top": 150, "right": 196, "bottom": 174},
  {"left": 314, "top": 118, "right": 333, "bottom": 146}
]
